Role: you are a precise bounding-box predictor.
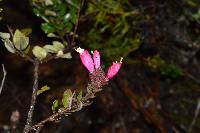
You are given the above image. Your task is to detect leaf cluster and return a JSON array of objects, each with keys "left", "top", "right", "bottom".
[
  {"left": 82, "top": 0, "right": 142, "bottom": 61},
  {"left": 52, "top": 89, "right": 83, "bottom": 113},
  {"left": 32, "top": 0, "right": 79, "bottom": 37},
  {"left": 0, "top": 29, "right": 72, "bottom": 61}
]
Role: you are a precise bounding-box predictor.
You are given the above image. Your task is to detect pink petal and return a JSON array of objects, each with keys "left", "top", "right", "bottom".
[
  {"left": 76, "top": 47, "right": 94, "bottom": 73},
  {"left": 93, "top": 50, "right": 100, "bottom": 69},
  {"left": 106, "top": 58, "right": 123, "bottom": 79}
]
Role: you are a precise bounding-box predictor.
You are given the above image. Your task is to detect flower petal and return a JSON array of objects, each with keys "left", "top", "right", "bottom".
[
  {"left": 106, "top": 58, "right": 123, "bottom": 79},
  {"left": 93, "top": 50, "right": 100, "bottom": 69},
  {"left": 76, "top": 47, "right": 94, "bottom": 73}
]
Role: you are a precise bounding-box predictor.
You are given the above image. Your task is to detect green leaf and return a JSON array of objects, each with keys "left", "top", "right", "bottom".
[
  {"left": 32, "top": 8, "right": 41, "bottom": 17},
  {"left": 62, "top": 89, "right": 73, "bottom": 108},
  {"left": 52, "top": 41, "right": 65, "bottom": 51},
  {"left": 61, "top": 53, "right": 72, "bottom": 59},
  {"left": 64, "top": 22, "right": 73, "bottom": 32},
  {"left": 55, "top": 23, "right": 66, "bottom": 30},
  {"left": 43, "top": 41, "right": 65, "bottom": 54},
  {"left": 20, "top": 28, "right": 32, "bottom": 36},
  {"left": 77, "top": 91, "right": 83, "bottom": 101},
  {"left": 41, "top": 23, "right": 55, "bottom": 34},
  {"left": 0, "top": 32, "right": 10, "bottom": 39},
  {"left": 56, "top": 4, "right": 67, "bottom": 16},
  {"left": 3, "top": 39, "right": 15, "bottom": 53},
  {"left": 37, "top": 85, "right": 50, "bottom": 95},
  {"left": 69, "top": 7, "right": 77, "bottom": 24},
  {"left": 56, "top": 52, "right": 72, "bottom": 59},
  {"left": 32, "top": 46, "right": 47, "bottom": 60},
  {"left": 13, "top": 29, "right": 29, "bottom": 51},
  {"left": 52, "top": 100, "right": 58, "bottom": 113},
  {"left": 43, "top": 44, "right": 59, "bottom": 53}
]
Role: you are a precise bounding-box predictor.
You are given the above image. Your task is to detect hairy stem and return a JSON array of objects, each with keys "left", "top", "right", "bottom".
[
  {"left": 30, "top": 91, "right": 98, "bottom": 131},
  {"left": 23, "top": 61, "right": 39, "bottom": 133}
]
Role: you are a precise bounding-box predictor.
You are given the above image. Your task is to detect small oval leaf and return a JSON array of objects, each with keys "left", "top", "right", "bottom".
[
  {"left": 57, "top": 52, "right": 72, "bottom": 59},
  {"left": 37, "top": 85, "right": 50, "bottom": 95},
  {"left": 62, "top": 89, "right": 73, "bottom": 108},
  {"left": 41, "top": 23, "right": 55, "bottom": 34},
  {"left": 32, "top": 46, "right": 47, "bottom": 60},
  {"left": 52, "top": 100, "right": 58, "bottom": 113},
  {"left": 0, "top": 32, "right": 10, "bottom": 39},
  {"left": 20, "top": 28, "right": 32, "bottom": 36},
  {"left": 43, "top": 44, "right": 58, "bottom": 53},
  {"left": 52, "top": 41, "right": 65, "bottom": 51},
  {"left": 3, "top": 39, "right": 15, "bottom": 53},
  {"left": 13, "top": 29, "right": 29, "bottom": 51}
]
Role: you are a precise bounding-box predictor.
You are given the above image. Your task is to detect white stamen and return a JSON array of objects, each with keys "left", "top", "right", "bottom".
[{"left": 75, "top": 47, "right": 84, "bottom": 54}]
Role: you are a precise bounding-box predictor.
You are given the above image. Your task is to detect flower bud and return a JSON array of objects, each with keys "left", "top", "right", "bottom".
[
  {"left": 76, "top": 47, "right": 94, "bottom": 73},
  {"left": 93, "top": 50, "right": 100, "bottom": 69},
  {"left": 106, "top": 58, "right": 123, "bottom": 79}
]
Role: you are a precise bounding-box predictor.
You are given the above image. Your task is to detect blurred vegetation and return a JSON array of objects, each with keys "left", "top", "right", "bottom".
[
  {"left": 31, "top": 0, "right": 142, "bottom": 62},
  {"left": 31, "top": 0, "right": 80, "bottom": 44},
  {"left": 147, "top": 55, "right": 183, "bottom": 79},
  {"left": 83, "top": 0, "right": 141, "bottom": 61}
]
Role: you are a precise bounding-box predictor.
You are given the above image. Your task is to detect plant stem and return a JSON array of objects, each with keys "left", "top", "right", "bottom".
[
  {"left": 23, "top": 61, "right": 39, "bottom": 133},
  {"left": 30, "top": 91, "right": 98, "bottom": 131},
  {"left": 0, "top": 64, "right": 7, "bottom": 95}
]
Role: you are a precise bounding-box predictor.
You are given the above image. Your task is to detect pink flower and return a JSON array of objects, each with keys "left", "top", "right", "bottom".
[
  {"left": 93, "top": 50, "right": 100, "bottom": 69},
  {"left": 76, "top": 47, "right": 123, "bottom": 80},
  {"left": 76, "top": 47, "right": 94, "bottom": 73},
  {"left": 106, "top": 58, "right": 123, "bottom": 79}
]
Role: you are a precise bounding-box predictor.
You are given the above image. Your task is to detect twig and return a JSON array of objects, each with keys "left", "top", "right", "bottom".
[
  {"left": 23, "top": 61, "right": 39, "bottom": 133},
  {"left": 16, "top": 51, "right": 34, "bottom": 63},
  {"left": 0, "top": 64, "right": 7, "bottom": 95},
  {"left": 70, "top": 0, "right": 84, "bottom": 46},
  {"left": 188, "top": 99, "right": 200, "bottom": 132},
  {"left": 30, "top": 90, "right": 100, "bottom": 132}
]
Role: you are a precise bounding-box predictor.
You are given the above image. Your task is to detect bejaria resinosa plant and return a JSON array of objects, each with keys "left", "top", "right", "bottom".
[
  {"left": 76, "top": 47, "right": 123, "bottom": 88},
  {"left": 0, "top": 1, "right": 123, "bottom": 133}
]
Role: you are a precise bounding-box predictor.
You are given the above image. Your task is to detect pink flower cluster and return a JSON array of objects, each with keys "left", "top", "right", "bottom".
[{"left": 76, "top": 47, "right": 123, "bottom": 80}]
